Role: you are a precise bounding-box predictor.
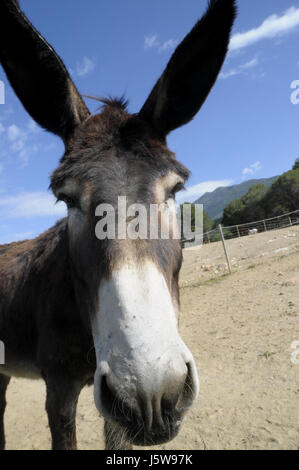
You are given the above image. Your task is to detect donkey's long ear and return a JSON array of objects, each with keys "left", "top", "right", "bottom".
[
  {"left": 139, "top": 0, "right": 236, "bottom": 138},
  {"left": 0, "top": 0, "right": 90, "bottom": 143}
]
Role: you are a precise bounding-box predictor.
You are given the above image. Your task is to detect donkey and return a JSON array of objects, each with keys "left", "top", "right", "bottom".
[{"left": 0, "top": 0, "right": 236, "bottom": 450}]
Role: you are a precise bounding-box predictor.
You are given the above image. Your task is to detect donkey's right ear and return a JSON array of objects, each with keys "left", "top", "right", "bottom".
[
  {"left": 139, "top": 0, "right": 236, "bottom": 139},
  {"left": 0, "top": 0, "right": 90, "bottom": 144}
]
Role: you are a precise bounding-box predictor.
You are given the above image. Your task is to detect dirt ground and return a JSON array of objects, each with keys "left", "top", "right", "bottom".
[{"left": 4, "top": 226, "right": 299, "bottom": 450}]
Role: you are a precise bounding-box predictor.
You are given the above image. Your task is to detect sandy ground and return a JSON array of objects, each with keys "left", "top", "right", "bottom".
[{"left": 3, "top": 226, "right": 299, "bottom": 450}]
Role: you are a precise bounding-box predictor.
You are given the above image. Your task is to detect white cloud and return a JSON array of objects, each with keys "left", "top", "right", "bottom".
[
  {"left": 242, "top": 161, "right": 262, "bottom": 177},
  {"left": 144, "top": 34, "right": 178, "bottom": 53},
  {"left": 251, "top": 161, "right": 262, "bottom": 172},
  {"left": 220, "top": 57, "right": 258, "bottom": 79},
  {"left": 76, "top": 56, "right": 96, "bottom": 77},
  {"left": 27, "top": 119, "right": 40, "bottom": 134},
  {"left": 0, "top": 192, "right": 66, "bottom": 218},
  {"left": 176, "top": 180, "right": 234, "bottom": 204},
  {"left": 158, "top": 39, "right": 178, "bottom": 53},
  {"left": 6, "top": 124, "right": 29, "bottom": 164},
  {"left": 230, "top": 7, "right": 299, "bottom": 51},
  {"left": 144, "top": 34, "right": 160, "bottom": 49},
  {"left": 220, "top": 68, "right": 240, "bottom": 79},
  {"left": 0, "top": 122, "right": 43, "bottom": 167},
  {"left": 11, "top": 140, "right": 25, "bottom": 152},
  {"left": 239, "top": 58, "right": 258, "bottom": 69},
  {"left": 7, "top": 124, "right": 22, "bottom": 142}
]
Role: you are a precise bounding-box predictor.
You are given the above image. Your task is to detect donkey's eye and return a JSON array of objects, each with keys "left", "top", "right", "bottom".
[
  {"left": 168, "top": 182, "right": 185, "bottom": 200},
  {"left": 56, "top": 193, "right": 78, "bottom": 209}
]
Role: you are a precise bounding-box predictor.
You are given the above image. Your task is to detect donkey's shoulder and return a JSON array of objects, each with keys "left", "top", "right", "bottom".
[
  {"left": 0, "top": 239, "right": 33, "bottom": 271},
  {"left": 0, "top": 218, "right": 68, "bottom": 279}
]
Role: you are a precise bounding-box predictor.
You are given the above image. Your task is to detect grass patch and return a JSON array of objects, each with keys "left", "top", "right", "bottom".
[
  {"left": 247, "top": 264, "right": 256, "bottom": 270},
  {"left": 259, "top": 351, "right": 276, "bottom": 360},
  {"left": 205, "top": 274, "right": 231, "bottom": 284},
  {"left": 180, "top": 273, "right": 231, "bottom": 290}
]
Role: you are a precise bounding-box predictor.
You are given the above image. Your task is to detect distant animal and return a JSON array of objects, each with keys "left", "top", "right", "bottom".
[
  {"left": 0, "top": 0, "right": 236, "bottom": 450},
  {"left": 249, "top": 229, "right": 258, "bottom": 235}
]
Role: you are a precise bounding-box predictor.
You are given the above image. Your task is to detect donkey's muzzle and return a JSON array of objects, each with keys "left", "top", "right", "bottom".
[
  {"left": 97, "top": 360, "right": 198, "bottom": 446},
  {"left": 92, "top": 261, "right": 199, "bottom": 445}
]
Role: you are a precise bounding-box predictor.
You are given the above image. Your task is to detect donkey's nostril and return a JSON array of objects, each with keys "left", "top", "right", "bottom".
[
  {"left": 100, "top": 374, "right": 139, "bottom": 424},
  {"left": 100, "top": 375, "right": 117, "bottom": 417},
  {"left": 175, "top": 362, "right": 197, "bottom": 412},
  {"left": 96, "top": 358, "right": 198, "bottom": 446}
]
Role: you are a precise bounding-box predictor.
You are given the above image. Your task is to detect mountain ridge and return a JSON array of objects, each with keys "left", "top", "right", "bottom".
[{"left": 193, "top": 176, "right": 278, "bottom": 220}]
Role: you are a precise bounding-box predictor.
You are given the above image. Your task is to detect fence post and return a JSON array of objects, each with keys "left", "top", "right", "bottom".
[
  {"left": 289, "top": 216, "right": 293, "bottom": 227},
  {"left": 236, "top": 225, "right": 240, "bottom": 238},
  {"left": 263, "top": 220, "right": 267, "bottom": 232},
  {"left": 219, "top": 224, "right": 232, "bottom": 274}
]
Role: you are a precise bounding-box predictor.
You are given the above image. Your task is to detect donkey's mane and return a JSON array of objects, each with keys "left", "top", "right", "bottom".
[{"left": 83, "top": 95, "right": 129, "bottom": 112}]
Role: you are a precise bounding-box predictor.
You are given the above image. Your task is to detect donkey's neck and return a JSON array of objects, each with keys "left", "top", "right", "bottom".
[
  {"left": 1, "top": 218, "right": 71, "bottom": 311},
  {"left": 17, "top": 218, "right": 69, "bottom": 285},
  {"left": 20, "top": 219, "right": 96, "bottom": 330},
  {"left": 0, "top": 218, "right": 96, "bottom": 380}
]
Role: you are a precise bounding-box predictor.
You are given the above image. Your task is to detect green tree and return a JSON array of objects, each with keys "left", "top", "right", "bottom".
[
  {"left": 241, "top": 183, "right": 268, "bottom": 222},
  {"left": 292, "top": 158, "right": 299, "bottom": 170},
  {"left": 179, "top": 203, "right": 214, "bottom": 234},
  {"left": 263, "top": 168, "right": 299, "bottom": 217},
  {"left": 222, "top": 169, "right": 299, "bottom": 226},
  {"left": 222, "top": 198, "right": 245, "bottom": 226},
  {"left": 202, "top": 211, "right": 214, "bottom": 233},
  {"left": 222, "top": 184, "right": 268, "bottom": 226}
]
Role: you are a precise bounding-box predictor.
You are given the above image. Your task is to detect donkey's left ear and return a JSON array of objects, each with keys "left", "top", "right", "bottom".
[
  {"left": 139, "top": 0, "right": 237, "bottom": 138},
  {"left": 0, "top": 0, "right": 90, "bottom": 144}
]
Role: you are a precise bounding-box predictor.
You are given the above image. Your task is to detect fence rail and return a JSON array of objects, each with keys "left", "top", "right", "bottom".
[
  {"left": 200, "top": 208, "right": 299, "bottom": 245},
  {"left": 182, "top": 208, "right": 299, "bottom": 274}
]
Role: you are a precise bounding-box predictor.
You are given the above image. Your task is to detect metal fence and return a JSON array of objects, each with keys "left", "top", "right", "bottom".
[
  {"left": 202, "top": 209, "right": 299, "bottom": 245},
  {"left": 182, "top": 208, "right": 299, "bottom": 278}
]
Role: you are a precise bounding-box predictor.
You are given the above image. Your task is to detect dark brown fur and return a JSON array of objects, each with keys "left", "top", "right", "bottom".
[{"left": 0, "top": 0, "right": 236, "bottom": 449}]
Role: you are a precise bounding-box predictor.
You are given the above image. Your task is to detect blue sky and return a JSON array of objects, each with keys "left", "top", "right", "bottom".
[{"left": 1, "top": 0, "right": 299, "bottom": 243}]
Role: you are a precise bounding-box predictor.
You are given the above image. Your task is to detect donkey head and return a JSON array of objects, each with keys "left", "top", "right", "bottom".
[{"left": 0, "top": 0, "right": 236, "bottom": 446}]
